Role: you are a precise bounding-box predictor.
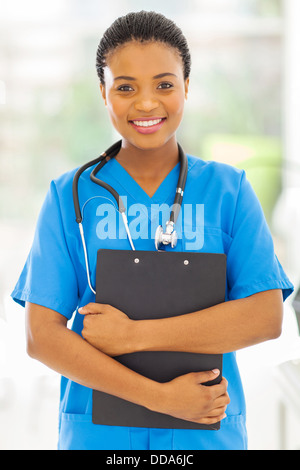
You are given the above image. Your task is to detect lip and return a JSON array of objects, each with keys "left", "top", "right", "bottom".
[{"left": 129, "top": 117, "right": 167, "bottom": 135}]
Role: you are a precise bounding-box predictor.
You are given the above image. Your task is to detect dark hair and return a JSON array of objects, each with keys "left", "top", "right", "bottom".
[{"left": 96, "top": 11, "right": 191, "bottom": 85}]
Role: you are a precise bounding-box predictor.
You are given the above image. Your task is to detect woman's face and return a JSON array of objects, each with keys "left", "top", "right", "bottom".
[{"left": 100, "top": 41, "right": 189, "bottom": 151}]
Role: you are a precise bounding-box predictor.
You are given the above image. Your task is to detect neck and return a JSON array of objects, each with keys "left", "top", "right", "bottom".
[{"left": 116, "top": 138, "right": 179, "bottom": 179}]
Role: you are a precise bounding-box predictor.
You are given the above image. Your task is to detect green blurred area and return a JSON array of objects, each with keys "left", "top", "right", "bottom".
[{"left": 202, "top": 134, "right": 282, "bottom": 226}]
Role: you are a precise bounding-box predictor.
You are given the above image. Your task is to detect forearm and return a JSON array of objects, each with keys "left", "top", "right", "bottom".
[
  {"left": 25, "top": 303, "right": 161, "bottom": 412},
  {"left": 133, "top": 289, "right": 283, "bottom": 355}
]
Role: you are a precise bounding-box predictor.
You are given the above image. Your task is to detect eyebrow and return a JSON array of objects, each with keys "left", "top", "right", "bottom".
[{"left": 114, "top": 73, "right": 177, "bottom": 81}]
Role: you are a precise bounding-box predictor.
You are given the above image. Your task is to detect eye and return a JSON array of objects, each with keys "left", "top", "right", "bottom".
[
  {"left": 117, "top": 84, "right": 134, "bottom": 92},
  {"left": 157, "top": 82, "right": 174, "bottom": 90}
]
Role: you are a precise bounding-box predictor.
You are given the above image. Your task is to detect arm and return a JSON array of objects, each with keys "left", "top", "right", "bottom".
[
  {"left": 25, "top": 302, "right": 229, "bottom": 425},
  {"left": 135, "top": 289, "right": 283, "bottom": 355},
  {"left": 80, "top": 289, "right": 283, "bottom": 356}
]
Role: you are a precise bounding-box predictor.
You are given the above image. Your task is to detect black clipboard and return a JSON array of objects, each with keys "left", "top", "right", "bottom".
[{"left": 92, "top": 249, "right": 226, "bottom": 430}]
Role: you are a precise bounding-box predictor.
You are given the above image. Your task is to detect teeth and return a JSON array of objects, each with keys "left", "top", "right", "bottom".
[{"left": 132, "top": 118, "right": 163, "bottom": 127}]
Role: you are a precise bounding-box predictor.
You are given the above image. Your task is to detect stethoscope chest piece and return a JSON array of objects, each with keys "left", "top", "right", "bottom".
[{"left": 155, "top": 221, "right": 178, "bottom": 251}]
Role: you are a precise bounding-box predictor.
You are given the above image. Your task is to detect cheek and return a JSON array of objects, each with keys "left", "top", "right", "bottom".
[
  {"left": 166, "top": 94, "right": 185, "bottom": 119},
  {"left": 107, "top": 95, "right": 129, "bottom": 123}
]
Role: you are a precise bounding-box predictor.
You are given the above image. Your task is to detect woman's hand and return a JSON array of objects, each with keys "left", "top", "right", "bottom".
[
  {"left": 79, "top": 303, "right": 135, "bottom": 356},
  {"left": 158, "top": 370, "right": 230, "bottom": 425}
]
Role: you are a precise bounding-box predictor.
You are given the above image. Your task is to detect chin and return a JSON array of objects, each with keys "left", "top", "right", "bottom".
[{"left": 124, "top": 134, "right": 175, "bottom": 152}]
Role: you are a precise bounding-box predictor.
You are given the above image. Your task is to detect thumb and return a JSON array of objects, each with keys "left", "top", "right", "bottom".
[
  {"left": 193, "top": 369, "right": 220, "bottom": 384},
  {"left": 78, "top": 303, "right": 103, "bottom": 315}
]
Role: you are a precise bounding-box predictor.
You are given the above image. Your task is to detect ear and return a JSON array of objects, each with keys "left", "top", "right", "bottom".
[
  {"left": 100, "top": 83, "right": 107, "bottom": 106},
  {"left": 184, "top": 78, "right": 189, "bottom": 100}
]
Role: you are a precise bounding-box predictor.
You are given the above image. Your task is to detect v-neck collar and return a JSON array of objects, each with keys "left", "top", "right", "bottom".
[{"left": 105, "top": 157, "right": 181, "bottom": 206}]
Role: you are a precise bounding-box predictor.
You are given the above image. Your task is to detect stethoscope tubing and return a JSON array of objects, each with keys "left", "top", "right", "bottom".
[
  {"left": 72, "top": 140, "right": 188, "bottom": 294},
  {"left": 73, "top": 141, "right": 123, "bottom": 224}
]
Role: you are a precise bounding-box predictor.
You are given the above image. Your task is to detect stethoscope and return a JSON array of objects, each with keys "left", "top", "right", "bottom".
[{"left": 72, "top": 140, "right": 188, "bottom": 294}]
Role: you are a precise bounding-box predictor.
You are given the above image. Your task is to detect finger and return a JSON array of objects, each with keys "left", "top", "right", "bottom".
[
  {"left": 201, "top": 393, "right": 230, "bottom": 417},
  {"left": 195, "top": 413, "right": 227, "bottom": 425},
  {"left": 193, "top": 369, "right": 220, "bottom": 384},
  {"left": 187, "top": 411, "right": 227, "bottom": 426},
  {"left": 78, "top": 303, "right": 106, "bottom": 315},
  {"left": 205, "top": 405, "right": 228, "bottom": 418},
  {"left": 208, "top": 378, "right": 229, "bottom": 399},
  {"left": 212, "top": 393, "right": 230, "bottom": 409}
]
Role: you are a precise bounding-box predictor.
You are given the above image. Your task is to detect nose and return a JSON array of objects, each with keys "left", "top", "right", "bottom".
[{"left": 134, "top": 91, "right": 160, "bottom": 113}]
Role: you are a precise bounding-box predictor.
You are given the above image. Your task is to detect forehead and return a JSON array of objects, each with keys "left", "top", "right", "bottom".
[{"left": 104, "top": 41, "right": 184, "bottom": 79}]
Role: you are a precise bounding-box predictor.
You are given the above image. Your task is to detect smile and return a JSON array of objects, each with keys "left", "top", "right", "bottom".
[
  {"left": 129, "top": 117, "right": 166, "bottom": 134},
  {"left": 132, "top": 118, "right": 163, "bottom": 127}
]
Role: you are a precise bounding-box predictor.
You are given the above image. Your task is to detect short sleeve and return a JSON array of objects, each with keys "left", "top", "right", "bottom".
[
  {"left": 226, "top": 171, "right": 294, "bottom": 302},
  {"left": 11, "top": 181, "right": 79, "bottom": 319}
]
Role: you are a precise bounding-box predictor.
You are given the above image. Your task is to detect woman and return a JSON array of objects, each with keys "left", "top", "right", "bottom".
[{"left": 12, "top": 11, "right": 293, "bottom": 450}]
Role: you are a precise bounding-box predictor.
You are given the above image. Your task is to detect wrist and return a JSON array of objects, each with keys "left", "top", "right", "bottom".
[
  {"left": 130, "top": 319, "right": 150, "bottom": 353},
  {"left": 141, "top": 379, "right": 166, "bottom": 413},
  {"left": 132, "top": 317, "right": 169, "bottom": 353}
]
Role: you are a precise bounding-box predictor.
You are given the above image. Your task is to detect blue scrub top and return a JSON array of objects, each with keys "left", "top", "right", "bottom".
[{"left": 11, "top": 154, "right": 294, "bottom": 450}]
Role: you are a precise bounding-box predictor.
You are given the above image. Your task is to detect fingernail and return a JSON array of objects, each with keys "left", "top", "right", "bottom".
[{"left": 212, "top": 369, "right": 220, "bottom": 375}]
